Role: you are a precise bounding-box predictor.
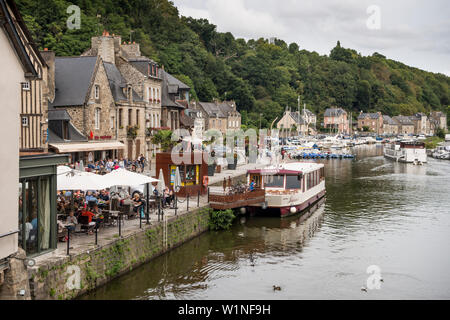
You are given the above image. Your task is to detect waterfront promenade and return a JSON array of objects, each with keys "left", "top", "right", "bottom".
[{"left": 28, "top": 160, "right": 271, "bottom": 299}]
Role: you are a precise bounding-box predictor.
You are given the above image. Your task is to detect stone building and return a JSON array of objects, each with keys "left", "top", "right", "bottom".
[
  {"left": 276, "top": 108, "right": 308, "bottom": 137},
  {"left": 323, "top": 108, "right": 349, "bottom": 134},
  {"left": 382, "top": 115, "right": 399, "bottom": 135},
  {"left": 49, "top": 56, "right": 125, "bottom": 162},
  {"left": 429, "top": 111, "right": 447, "bottom": 134},
  {"left": 160, "top": 69, "right": 190, "bottom": 131},
  {"left": 357, "top": 112, "right": 383, "bottom": 134},
  {"left": 409, "top": 113, "right": 428, "bottom": 135},
  {"left": 196, "top": 100, "right": 242, "bottom": 135},
  {"left": 393, "top": 116, "right": 415, "bottom": 135},
  {"left": 84, "top": 32, "right": 165, "bottom": 159}
]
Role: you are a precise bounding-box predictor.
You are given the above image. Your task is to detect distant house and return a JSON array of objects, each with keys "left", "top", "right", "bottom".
[
  {"left": 393, "top": 116, "right": 415, "bottom": 135},
  {"left": 276, "top": 108, "right": 308, "bottom": 137},
  {"left": 196, "top": 101, "right": 241, "bottom": 135},
  {"left": 409, "top": 113, "right": 428, "bottom": 135},
  {"left": 302, "top": 108, "right": 317, "bottom": 129},
  {"left": 357, "top": 112, "right": 383, "bottom": 134},
  {"left": 160, "top": 69, "right": 190, "bottom": 131},
  {"left": 382, "top": 115, "right": 398, "bottom": 135},
  {"left": 429, "top": 111, "right": 447, "bottom": 134},
  {"left": 323, "top": 108, "right": 349, "bottom": 134}
]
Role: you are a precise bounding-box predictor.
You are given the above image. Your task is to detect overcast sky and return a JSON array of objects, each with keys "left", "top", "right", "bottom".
[{"left": 172, "top": 0, "right": 450, "bottom": 75}]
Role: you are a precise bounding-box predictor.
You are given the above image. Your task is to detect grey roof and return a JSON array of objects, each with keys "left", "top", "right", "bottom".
[
  {"left": 103, "top": 62, "right": 142, "bottom": 102},
  {"left": 358, "top": 112, "right": 381, "bottom": 120},
  {"left": 48, "top": 109, "right": 71, "bottom": 121},
  {"left": 303, "top": 109, "right": 315, "bottom": 117},
  {"left": 290, "top": 112, "right": 306, "bottom": 125},
  {"left": 383, "top": 115, "right": 397, "bottom": 125},
  {"left": 160, "top": 69, "right": 190, "bottom": 90},
  {"left": 160, "top": 69, "right": 186, "bottom": 109},
  {"left": 129, "top": 59, "right": 161, "bottom": 79},
  {"left": 198, "top": 101, "right": 237, "bottom": 118},
  {"left": 393, "top": 116, "right": 414, "bottom": 125},
  {"left": 324, "top": 108, "right": 347, "bottom": 117},
  {"left": 51, "top": 57, "right": 98, "bottom": 107},
  {"left": 48, "top": 122, "right": 87, "bottom": 143}
]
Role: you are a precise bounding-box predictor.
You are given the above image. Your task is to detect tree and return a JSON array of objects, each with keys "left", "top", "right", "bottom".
[{"left": 151, "top": 130, "right": 176, "bottom": 152}]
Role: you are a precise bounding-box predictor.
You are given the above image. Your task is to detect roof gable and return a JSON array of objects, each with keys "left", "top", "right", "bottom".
[{"left": 51, "top": 56, "right": 98, "bottom": 107}]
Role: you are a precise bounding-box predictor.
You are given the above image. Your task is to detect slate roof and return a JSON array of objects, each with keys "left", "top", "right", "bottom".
[
  {"left": 51, "top": 56, "right": 98, "bottom": 107},
  {"left": 393, "top": 116, "right": 414, "bottom": 126},
  {"left": 358, "top": 112, "right": 381, "bottom": 120},
  {"left": 129, "top": 58, "right": 161, "bottom": 79},
  {"left": 103, "top": 62, "right": 142, "bottom": 102},
  {"left": 303, "top": 109, "right": 315, "bottom": 117},
  {"left": 324, "top": 108, "right": 347, "bottom": 117},
  {"left": 383, "top": 115, "right": 397, "bottom": 125},
  {"left": 48, "top": 122, "right": 88, "bottom": 143},
  {"left": 48, "top": 109, "right": 71, "bottom": 121},
  {"left": 160, "top": 69, "right": 187, "bottom": 109},
  {"left": 160, "top": 69, "right": 190, "bottom": 90},
  {"left": 198, "top": 101, "right": 237, "bottom": 118},
  {"left": 289, "top": 112, "right": 306, "bottom": 125}
]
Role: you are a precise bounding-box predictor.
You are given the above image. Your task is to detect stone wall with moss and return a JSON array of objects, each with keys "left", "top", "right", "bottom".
[{"left": 28, "top": 207, "right": 211, "bottom": 300}]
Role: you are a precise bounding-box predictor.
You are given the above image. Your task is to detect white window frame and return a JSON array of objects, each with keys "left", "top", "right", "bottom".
[
  {"left": 22, "top": 116, "right": 29, "bottom": 127},
  {"left": 95, "top": 108, "right": 101, "bottom": 129},
  {"left": 22, "top": 82, "right": 30, "bottom": 91}
]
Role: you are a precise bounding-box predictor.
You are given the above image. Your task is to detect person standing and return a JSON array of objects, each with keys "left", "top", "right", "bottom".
[{"left": 223, "top": 177, "right": 227, "bottom": 193}]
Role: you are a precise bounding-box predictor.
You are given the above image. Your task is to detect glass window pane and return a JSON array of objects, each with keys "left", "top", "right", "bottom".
[
  {"left": 264, "top": 175, "right": 284, "bottom": 188},
  {"left": 286, "top": 175, "right": 302, "bottom": 190}
]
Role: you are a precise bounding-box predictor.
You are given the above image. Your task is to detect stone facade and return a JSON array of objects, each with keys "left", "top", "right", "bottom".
[
  {"left": 357, "top": 112, "right": 383, "bottom": 134},
  {"left": 65, "top": 60, "right": 116, "bottom": 141}
]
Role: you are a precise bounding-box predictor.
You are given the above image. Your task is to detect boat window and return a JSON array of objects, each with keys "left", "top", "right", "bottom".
[
  {"left": 286, "top": 175, "right": 302, "bottom": 190},
  {"left": 264, "top": 175, "right": 284, "bottom": 188}
]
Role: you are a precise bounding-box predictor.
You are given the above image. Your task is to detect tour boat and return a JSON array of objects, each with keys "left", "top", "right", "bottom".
[
  {"left": 383, "top": 140, "right": 427, "bottom": 164},
  {"left": 247, "top": 162, "right": 326, "bottom": 218}
]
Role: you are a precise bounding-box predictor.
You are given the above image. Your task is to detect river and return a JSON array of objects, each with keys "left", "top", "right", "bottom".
[{"left": 81, "top": 145, "right": 450, "bottom": 300}]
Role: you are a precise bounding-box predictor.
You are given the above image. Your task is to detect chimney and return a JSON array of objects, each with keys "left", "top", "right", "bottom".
[{"left": 91, "top": 32, "right": 116, "bottom": 64}]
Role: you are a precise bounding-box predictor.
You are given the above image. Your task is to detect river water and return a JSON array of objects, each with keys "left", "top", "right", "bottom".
[{"left": 82, "top": 145, "right": 450, "bottom": 300}]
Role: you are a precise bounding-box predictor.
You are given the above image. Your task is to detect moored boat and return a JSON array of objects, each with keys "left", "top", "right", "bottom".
[
  {"left": 247, "top": 162, "right": 326, "bottom": 218},
  {"left": 384, "top": 140, "right": 427, "bottom": 164}
]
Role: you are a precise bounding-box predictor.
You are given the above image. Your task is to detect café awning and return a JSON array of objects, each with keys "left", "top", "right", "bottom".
[{"left": 49, "top": 141, "right": 125, "bottom": 153}]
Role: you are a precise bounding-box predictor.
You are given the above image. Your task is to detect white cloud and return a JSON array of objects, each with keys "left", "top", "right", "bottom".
[{"left": 173, "top": 0, "right": 450, "bottom": 75}]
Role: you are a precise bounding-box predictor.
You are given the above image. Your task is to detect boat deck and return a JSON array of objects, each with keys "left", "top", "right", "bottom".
[{"left": 208, "top": 187, "right": 266, "bottom": 210}]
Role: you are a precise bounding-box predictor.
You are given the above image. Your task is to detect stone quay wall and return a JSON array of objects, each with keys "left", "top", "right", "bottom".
[{"left": 28, "top": 207, "right": 211, "bottom": 300}]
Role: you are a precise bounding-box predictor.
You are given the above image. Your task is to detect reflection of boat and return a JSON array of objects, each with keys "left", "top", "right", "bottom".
[
  {"left": 247, "top": 162, "right": 326, "bottom": 218},
  {"left": 384, "top": 140, "right": 427, "bottom": 164}
]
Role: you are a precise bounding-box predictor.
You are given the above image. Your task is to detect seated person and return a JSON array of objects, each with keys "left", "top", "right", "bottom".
[
  {"left": 133, "top": 194, "right": 145, "bottom": 218},
  {"left": 65, "top": 211, "right": 78, "bottom": 232},
  {"left": 80, "top": 208, "right": 97, "bottom": 234},
  {"left": 85, "top": 191, "right": 98, "bottom": 205}
]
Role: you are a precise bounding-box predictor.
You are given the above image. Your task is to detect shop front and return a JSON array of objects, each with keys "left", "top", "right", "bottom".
[{"left": 156, "top": 152, "right": 208, "bottom": 197}]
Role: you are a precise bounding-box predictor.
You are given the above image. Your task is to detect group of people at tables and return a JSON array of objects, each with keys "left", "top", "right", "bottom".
[
  {"left": 56, "top": 186, "right": 179, "bottom": 241},
  {"left": 56, "top": 189, "right": 147, "bottom": 240}
]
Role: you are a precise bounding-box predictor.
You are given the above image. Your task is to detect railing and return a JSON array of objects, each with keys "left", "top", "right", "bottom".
[{"left": 209, "top": 188, "right": 266, "bottom": 209}]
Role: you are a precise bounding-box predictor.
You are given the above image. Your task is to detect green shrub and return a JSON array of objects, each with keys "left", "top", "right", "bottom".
[{"left": 209, "top": 209, "right": 236, "bottom": 231}]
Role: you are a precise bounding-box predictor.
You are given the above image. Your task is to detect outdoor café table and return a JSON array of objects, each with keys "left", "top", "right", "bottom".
[{"left": 108, "top": 211, "right": 121, "bottom": 226}]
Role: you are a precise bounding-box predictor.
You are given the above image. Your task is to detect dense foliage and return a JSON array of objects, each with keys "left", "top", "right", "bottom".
[
  {"left": 208, "top": 209, "right": 236, "bottom": 231},
  {"left": 16, "top": 0, "right": 450, "bottom": 128}
]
